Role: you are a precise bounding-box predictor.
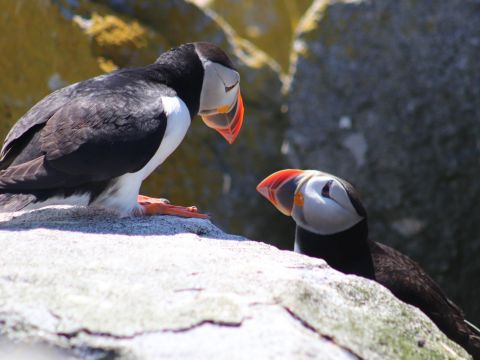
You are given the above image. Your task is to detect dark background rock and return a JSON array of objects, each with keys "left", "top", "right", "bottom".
[{"left": 287, "top": 0, "right": 480, "bottom": 323}]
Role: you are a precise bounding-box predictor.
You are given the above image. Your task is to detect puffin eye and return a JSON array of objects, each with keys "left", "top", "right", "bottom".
[{"left": 322, "top": 180, "right": 333, "bottom": 198}]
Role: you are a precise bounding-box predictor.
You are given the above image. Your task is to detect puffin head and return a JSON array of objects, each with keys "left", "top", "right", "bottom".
[
  {"left": 194, "top": 42, "right": 244, "bottom": 144},
  {"left": 256, "top": 169, "right": 366, "bottom": 235}
]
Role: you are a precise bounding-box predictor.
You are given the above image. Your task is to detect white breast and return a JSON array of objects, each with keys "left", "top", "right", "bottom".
[
  {"left": 93, "top": 96, "right": 191, "bottom": 216},
  {"left": 138, "top": 96, "right": 191, "bottom": 180}
]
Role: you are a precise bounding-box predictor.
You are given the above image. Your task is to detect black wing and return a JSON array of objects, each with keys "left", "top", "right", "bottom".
[
  {"left": 0, "top": 92, "right": 167, "bottom": 190},
  {"left": 0, "top": 82, "right": 81, "bottom": 168},
  {"left": 371, "top": 241, "right": 480, "bottom": 357}
]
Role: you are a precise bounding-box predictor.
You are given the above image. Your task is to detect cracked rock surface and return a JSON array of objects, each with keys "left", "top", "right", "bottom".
[{"left": 0, "top": 206, "right": 471, "bottom": 359}]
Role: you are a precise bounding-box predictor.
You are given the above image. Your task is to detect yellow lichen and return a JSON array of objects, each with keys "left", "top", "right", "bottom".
[
  {"left": 97, "top": 56, "right": 118, "bottom": 73},
  {"left": 86, "top": 12, "right": 147, "bottom": 49},
  {"left": 71, "top": 2, "right": 170, "bottom": 70}
]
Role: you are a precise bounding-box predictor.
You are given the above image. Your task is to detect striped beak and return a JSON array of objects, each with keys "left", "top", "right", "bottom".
[
  {"left": 256, "top": 169, "right": 305, "bottom": 216},
  {"left": 201, "top": 91, "right": 244, "bottom": 144}
]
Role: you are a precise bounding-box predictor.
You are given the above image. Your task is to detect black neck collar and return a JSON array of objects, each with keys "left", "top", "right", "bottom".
[{"left": 295, "top": 219, "right": 375, "bottom": 280}]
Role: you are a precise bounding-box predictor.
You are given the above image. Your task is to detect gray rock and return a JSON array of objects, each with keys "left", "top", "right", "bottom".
[
  {"left": 287, "top": 0, "right": 480, "bottom": 323},
  {"left": 0, "top": 206, "right": 471, "bottom": 359}
]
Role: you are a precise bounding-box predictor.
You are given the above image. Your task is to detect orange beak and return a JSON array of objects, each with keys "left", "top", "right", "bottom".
[
  {"left": 201, "top": 91, "right": 244, "bottom": 144},
  {"left": 256, "top": 169, "right": 305, "bottom": 216}
]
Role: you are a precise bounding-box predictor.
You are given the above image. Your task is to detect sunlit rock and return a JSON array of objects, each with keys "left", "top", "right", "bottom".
[{"left": 0, "top": 206, "right": 470, "bottom": 359}]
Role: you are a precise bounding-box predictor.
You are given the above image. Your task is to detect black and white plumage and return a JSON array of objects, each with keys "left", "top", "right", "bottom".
[
  {"left": 0, "top": 42, "right": 244, "bottom": 217},
  {"left": 257, "top": 169, "right": 480, "bottom": 358}
]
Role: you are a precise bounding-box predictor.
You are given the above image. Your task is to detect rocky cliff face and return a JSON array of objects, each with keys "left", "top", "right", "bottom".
[
  {"left": 287, "top": 0, "right": 480, "bottom": 323},
  {"left": 0, "top": 207, "right": 471, "bottom": 359},
  {"left": 1, "top": 0, "right": 479, "bottom": 329}
]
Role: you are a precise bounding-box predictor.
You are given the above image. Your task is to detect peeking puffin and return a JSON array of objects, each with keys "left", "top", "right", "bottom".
[
  {"left": 0, "top": 42, "right": 244, "bottom": 218},
  {"left": 257, "top": 169, "right": 480, "bottom": 358}
]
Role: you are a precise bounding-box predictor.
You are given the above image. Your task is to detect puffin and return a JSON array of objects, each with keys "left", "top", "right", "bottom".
[
  {"left": 0, "top": 42, "right": 244, "bottom": 218},
  {"left": 257, "top": 169, "right": 480, "bottom": 358}
]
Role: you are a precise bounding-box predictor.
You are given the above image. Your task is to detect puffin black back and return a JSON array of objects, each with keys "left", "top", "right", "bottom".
[{"left": 0, "top": 42, "right": 244, "bottom": 218}]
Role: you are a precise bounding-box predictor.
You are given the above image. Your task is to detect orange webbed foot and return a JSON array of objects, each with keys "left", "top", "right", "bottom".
[{"left": 137, "top": 195, "right": 209, "bottom": 219}]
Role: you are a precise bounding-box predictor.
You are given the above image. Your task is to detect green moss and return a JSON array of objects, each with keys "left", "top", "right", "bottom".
[{"left": 278, "top": 279, "right": 469, "bottom": 359}]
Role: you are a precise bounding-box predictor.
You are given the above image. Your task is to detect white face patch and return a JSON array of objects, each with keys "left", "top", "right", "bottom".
[
  {"left": 292, "top": 175, "right": 363, "bottom": 235},
  {"left": 199, "top": 61, "right": 240, "bottom": 113}
]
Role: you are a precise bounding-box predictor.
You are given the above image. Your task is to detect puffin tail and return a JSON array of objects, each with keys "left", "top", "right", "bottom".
[
  {"left": 0, "top": 192, "right": 37, "bottom": 212},
  {"left": 462, "top": 319, "right": 480, "bottom": 360},
  {"left": 466, "top": 335, "right": 480, "bottom": 360}
]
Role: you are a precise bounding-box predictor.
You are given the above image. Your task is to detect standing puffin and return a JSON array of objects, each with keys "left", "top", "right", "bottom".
[
  {"left": 0, "top": 42, "right": 244, "bottom": 218},
  {"left": 257, "top": 169, "right": 480, "bottom": 358}
]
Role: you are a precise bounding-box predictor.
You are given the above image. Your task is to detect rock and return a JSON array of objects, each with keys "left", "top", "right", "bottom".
[
  {"left": 287, "top": 0, "right": 480, "bottom": 323},
  {"left": 194, "top": 0, "right": 313, "bottom": 72},
  {"left": 1, "top": 0, "right": 289, "bottom": 247},
  {"left": 0, "top": 207, "right": 470, "bottom": 359},
  {"left": 0, "top": 0, "right": 101, "bottom": 138}
]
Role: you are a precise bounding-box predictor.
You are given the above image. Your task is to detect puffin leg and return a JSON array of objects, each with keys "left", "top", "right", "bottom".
[
  {"left": 137, "top": 195, "right": 209, "bottom": 219},
  {"left": 137, "top": 195, "right": 170, "bottom": 204}
]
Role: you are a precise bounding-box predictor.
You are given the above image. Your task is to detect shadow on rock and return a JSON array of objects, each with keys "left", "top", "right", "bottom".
[{"left": 0, "top": 206, "right": 245, "bottom": 240}]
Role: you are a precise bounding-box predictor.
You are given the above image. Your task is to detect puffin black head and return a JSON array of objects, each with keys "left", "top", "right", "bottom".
[
  {"left": 154, "top": 42, "right": 244, "bottom": 144},
  {"left": 257, "top": 169, "right": 366, "bottom": 235},
  {"left": 193, "top": 42, "right": 244, "bottom": 144},
  {"left": 194, "top": 42, "right": 236, "bottom": 70}
]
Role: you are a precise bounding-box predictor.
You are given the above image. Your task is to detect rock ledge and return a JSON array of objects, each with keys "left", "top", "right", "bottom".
[{"left": 0, "top": 206, "right": 470, "bottom": 359}]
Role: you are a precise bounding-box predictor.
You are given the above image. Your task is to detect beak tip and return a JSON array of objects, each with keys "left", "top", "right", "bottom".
[
  {"left": 256, "top": 185, "right": 268, "bottom": 199},
  {"left": 256, "top": 169, "right": 306, "bottom": 216},
  {"left": 202, "top": 91, "right": 244, "bottom": 145}
]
